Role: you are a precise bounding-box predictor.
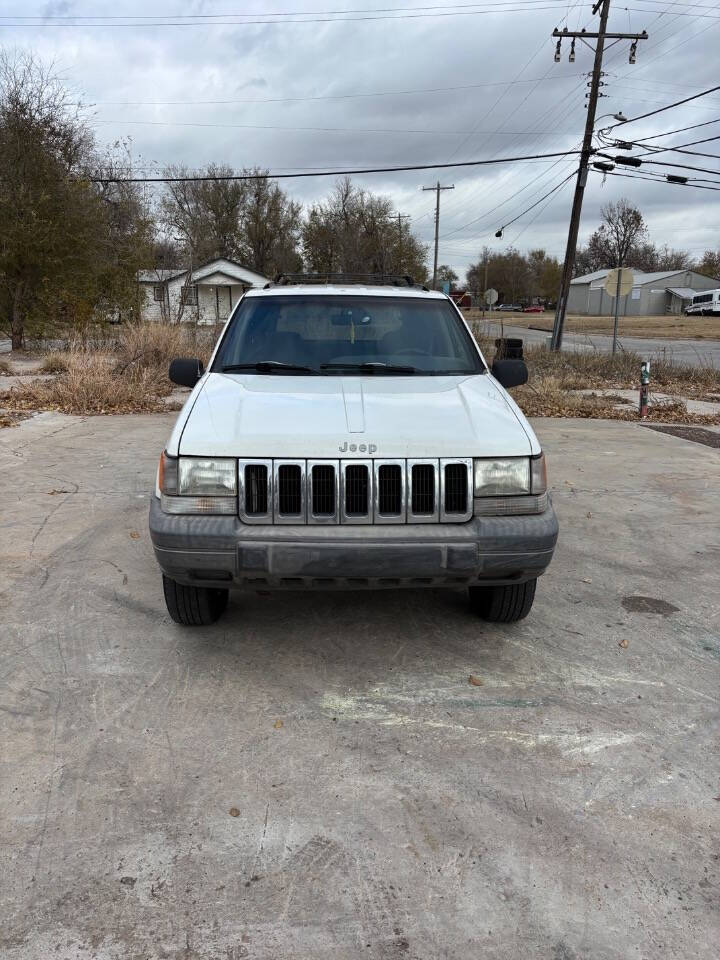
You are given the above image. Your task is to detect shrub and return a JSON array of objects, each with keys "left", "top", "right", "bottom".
[
  {"left": 1, "top": 343, "right": 167, "bottom": 414},
  {"left": 38, "top": 351, "right": 70, "bottom": 374}
]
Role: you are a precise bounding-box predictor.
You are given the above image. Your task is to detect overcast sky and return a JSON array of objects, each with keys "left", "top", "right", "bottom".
[{"left": 7, "top": 1, "right": 720, "bottom": 278}]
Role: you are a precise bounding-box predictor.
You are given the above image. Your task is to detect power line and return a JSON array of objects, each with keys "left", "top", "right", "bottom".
[
  {"left": 602, "top": 83, "right": 720, "bottom": 131},
  {"left": 440, "top": 154, "right": 578, "bottom": 238},
  {"left": 3, "top": 1, "right": 593, "bottom": 19},
  {"left": 591, "top": 168, "right": 720, "bottom": 190},
  {"left": 86, "top": 149, "right": 583, "bottom": 183},
  {"left": 90, "top": 117, "right": 579, "bottom": 137},
  {"left": 0, "top": 4, "right": 592, "bottom": 28},
  {"left": 496, "top": 168, "right": 578, "bottom": 233},
  {"left": 629, "top": 117, "right": 720, "bottom": 141},
  {"left": 86, "top": 73, "right": 585, "bottom": 107}
]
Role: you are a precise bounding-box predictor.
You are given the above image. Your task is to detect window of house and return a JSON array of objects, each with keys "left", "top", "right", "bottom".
[
  {"left": 153, "top": 284, "right": 164, "bottom": 302},
  {"left": 181, "top": 285, "right": 198, "bottom": 306}
]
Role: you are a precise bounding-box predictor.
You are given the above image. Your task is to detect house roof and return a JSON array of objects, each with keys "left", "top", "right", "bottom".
[
  {"left": 571, "top": 268, "right": 716, "bottom": 287},
  {"left": 630, "top": 270, "right": 690, "bottom": 284},
  {"left": 666, "top": 287, "right": 696, "bottom": 299},
  {"left": 191, "top": 258, "right": 268, "bottom": 285},
  {"left": 137, "top": 268, "right": 186, "bottom": 282},
  {"left": 138, "top": 258, "right": 269, "bottom": 286}
]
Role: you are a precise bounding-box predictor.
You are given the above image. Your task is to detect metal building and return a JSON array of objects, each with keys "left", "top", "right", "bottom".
[{"left": 566, "top": 269, "right": 718, "bottom": 316}]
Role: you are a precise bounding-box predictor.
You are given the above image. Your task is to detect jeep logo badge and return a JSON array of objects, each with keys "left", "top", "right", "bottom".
[{"left": 339, "top": 441, "right": 377, "bottom": 454}]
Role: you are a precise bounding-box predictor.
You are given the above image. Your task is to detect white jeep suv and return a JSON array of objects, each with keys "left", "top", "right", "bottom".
[{"left": 149, "top": 277, "right": 558, "bottom": 625}]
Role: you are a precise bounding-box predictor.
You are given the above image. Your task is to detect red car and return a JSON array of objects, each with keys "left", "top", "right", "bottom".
[{"left": 523, "top": 305, "right": 545, "bottom": 313}]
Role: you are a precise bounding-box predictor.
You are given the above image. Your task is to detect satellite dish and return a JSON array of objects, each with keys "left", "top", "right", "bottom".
[
  {"left": 484, "top": 288, "right": 498, "bottom": 305},
  {"left": 604, "top": 268, "right": 634, "bottom": 298}
]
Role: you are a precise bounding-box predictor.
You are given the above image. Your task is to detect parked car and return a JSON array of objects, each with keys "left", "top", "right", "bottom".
[
  {"left": 523, "top": 305, "right": 545, "bottom": 313},
  {"left": 497, "top": 303, "right": 524, "bottom": 312},
  {"left": 149, "top": 277, "right": 558, "bottom": 626}
]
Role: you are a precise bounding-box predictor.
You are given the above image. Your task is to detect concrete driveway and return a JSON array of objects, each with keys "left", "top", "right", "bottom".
[{"left": 1, "top": 413, "right": 718, "bottom": 959}]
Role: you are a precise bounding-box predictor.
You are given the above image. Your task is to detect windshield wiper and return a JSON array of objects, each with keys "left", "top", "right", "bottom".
[
  {"left": 221, "top": 361, "right": 319, "bottom": 375},
  {"left": 320, "top": 362, "right": 416, "bottom": 375}
]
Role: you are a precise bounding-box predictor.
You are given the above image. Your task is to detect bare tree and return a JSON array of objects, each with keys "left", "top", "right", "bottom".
[{"left": 302, "top": 178, "right": 427, "bottom": 280}]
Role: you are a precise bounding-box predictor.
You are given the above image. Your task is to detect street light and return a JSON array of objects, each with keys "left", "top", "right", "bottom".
[{"left": 594, "top": 111, "right": 627, "bottom": 126}]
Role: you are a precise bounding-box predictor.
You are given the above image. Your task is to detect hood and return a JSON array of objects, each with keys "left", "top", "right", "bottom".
[{"left": 175, "top": 372, "right": 538, "bottom": 459}]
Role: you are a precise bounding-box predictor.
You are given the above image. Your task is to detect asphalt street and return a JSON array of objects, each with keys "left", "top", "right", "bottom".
[
  {"left": 482, "top": 321, "right": 720, "bottom": 366},
  {"left": 1, "top": 412, "right": 719, "bottom": 959}
]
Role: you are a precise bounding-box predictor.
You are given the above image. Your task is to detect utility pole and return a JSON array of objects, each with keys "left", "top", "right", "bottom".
[
  {"left": 481, "top": 253, "right": 489, "bottom": 321},
  {"left": 422, "top": 181, "right": 454, "bottom": 289},
  {"left": 395, "top": 213, "right": 411, "bottom": 271},
  {"left": 549, "top": 0, "right": 647, "bottom": 351}
]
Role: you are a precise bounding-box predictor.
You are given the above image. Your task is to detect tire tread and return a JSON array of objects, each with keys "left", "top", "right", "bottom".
[{"left": 162, "top": 575, "right": 228, "bottom": 626}]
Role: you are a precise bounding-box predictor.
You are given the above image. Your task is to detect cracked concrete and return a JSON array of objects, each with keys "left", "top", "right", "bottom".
[{"left": 1, "top": 413, "right": 718, "bottom": 959}]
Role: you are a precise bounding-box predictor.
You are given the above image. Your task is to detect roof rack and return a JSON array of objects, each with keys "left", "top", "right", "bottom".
[{"left": 265, "top": 272, "right": 429, "bottom": 291}]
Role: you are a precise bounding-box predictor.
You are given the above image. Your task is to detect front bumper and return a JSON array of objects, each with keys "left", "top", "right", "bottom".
[{"left": 149, "top": 496, "right": 558, "bottom": 590}]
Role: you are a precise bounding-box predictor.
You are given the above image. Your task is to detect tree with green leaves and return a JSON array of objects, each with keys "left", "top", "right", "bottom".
[{"left": 0, "top": 53, "right": 152, "bottom": 349}]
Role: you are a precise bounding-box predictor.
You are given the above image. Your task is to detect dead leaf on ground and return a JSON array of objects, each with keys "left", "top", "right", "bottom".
[
  {"left": 274, "top": 719, "right": 284, "bottom": 729},
  {"left": 229, "top": 807, "right": 240, "bottom": 817},
  {"left": 47, "top": 488, "right": 69, "bottom": 495},
  {"left": 468, "top": 675, "right": 484, "bottom": 686},
  {"left": 129, "top": 531, "right": 140, "bottom": 539},
  {"left": 581, "top": 577, "right": 592, "bottom": 583},
  {"left": 619, "top": 637, "right": 629, "bottom": 648}
]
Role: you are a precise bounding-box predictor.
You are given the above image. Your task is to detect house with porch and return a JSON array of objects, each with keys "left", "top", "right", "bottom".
[{"left": 137, "top": 258, "right": 268, "bottom": 324}]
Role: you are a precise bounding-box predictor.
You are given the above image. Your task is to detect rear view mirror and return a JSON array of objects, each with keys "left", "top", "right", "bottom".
[
  {"left": 169, "top": 357, "right": 204, "bottom": 388},
  {"left": 491, "top": 358, "right": 528, "bottom": 389}
]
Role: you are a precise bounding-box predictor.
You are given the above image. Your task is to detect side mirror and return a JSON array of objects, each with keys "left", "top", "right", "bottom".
[
  {"left": 169, "top": 357, "right": 204, "bottom": 388},
  {"left": 491, "top": 358, "right": 528, "bottom": 389}
]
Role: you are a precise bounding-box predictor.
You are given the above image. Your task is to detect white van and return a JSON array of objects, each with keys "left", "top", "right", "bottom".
[{"left": 685, "top": 289, "right": 720, "bottom": 315}]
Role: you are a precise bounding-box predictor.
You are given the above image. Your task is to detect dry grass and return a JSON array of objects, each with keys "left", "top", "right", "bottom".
[
  {"left": 0, "top": 323, "right": 224, "bottom": 417},
  {"left": 471, "top": 329, "right": 720, "bottom": 423},
  {"left": 521, "top": 343, "right": 720, "bottom": 396},
  {"left": 0, "top": 358, "right": 12, "bottom": 376},
  {"left": 512, "top": 376, "right": 720, "bottom": 425},
  {"left": 3, "top": 321, "right": 718, "bottom": 424},
  {"left": 2, "top": 340, "right": 169, "bottom": 415},
  {"left": 0, "top": 410, "right": 31, "bottom": 429},
  {"left": 38, "top": 351, "right": 70, "bottom": 374},
  {"left": 466, "top": 309, "right": 720, "bottom": 341}
]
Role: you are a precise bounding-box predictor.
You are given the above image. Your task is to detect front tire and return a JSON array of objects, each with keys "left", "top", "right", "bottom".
[
  {"left": 469, "top": 579, "right": 537, "bottom": 622},
  {"left": 162, "top": 574, "right": 229, "bottom": 626}
]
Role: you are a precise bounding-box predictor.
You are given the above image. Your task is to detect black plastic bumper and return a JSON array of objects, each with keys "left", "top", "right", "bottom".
[{"left": 149, "top": 496, "right": 558, "bottom": 590}]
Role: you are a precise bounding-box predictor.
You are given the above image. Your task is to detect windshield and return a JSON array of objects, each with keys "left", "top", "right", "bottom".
[{"left": 212, "top": 294, "right": 485, "bottom": 375}]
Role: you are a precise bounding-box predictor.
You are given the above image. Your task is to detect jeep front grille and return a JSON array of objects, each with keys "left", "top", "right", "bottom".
[
  {"left": 345, "top": 464, "right": 369, "bottom": 516},
  {"left": 244, "top": 463, "right": 268, "bottom": 516},
  {"left": 377, "top": 464, "right": 402, "bottom": 515},
  {"left": 444, "top": 462, "right": 468, "bottom": 514},
  {"left": 311, "top": 464, "right": 335, "bottom": 516},
  {"left": 238, "top": 458, "right": 472, "bottom": 524}
]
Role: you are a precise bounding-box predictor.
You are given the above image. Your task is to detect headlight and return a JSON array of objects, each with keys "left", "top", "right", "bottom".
[
  {"left": 474, "top": 457, "right": 530, "bottom": 497},
  {"left": 158, "top": 453, "right": 237, "bottom": 515},
  {"left": 178, "top": 458, "right": 236, "bottom": 496},
  {"left": 472, "top": 453, "right": 548, "bottom": 516}
]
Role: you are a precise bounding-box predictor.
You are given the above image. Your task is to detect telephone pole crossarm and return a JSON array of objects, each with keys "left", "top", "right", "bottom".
[{"left": 552, "top": 28, "right": 648, "bottom": 39}]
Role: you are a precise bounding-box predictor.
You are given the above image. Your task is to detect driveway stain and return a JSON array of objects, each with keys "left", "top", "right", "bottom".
[{"left": 622, "top": 596, "right": 679, "bottom": 616}]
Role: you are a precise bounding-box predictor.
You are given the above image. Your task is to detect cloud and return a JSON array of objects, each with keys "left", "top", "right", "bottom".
[{"left": 4, "top": 0, "right": 719, "bottom": 277}]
